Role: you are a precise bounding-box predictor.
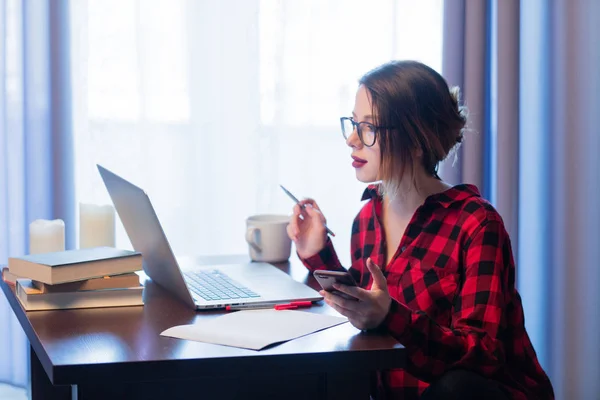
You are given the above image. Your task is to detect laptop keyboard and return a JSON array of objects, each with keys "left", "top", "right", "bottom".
[{"left": 183, "top": 270, "right": 260, "bottom": 301}]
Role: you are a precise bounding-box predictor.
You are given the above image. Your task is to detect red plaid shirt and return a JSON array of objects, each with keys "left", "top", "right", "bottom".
[{"left": 302, "top": 184, "right": 554, "bottom": 399}]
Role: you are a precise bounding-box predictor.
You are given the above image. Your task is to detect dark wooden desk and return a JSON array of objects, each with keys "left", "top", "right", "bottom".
[{"left": 1, "top": 255, "right": 404, "bottom": 400}]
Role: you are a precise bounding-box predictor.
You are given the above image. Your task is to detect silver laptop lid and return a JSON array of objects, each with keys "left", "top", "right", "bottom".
[{"left": 97, "top": 164, "right": 196, "bottom": 309}]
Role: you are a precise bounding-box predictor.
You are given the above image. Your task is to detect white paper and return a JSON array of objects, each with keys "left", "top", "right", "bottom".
[{"left": 160, "top": 309, "right": 348, "bottom": 350}]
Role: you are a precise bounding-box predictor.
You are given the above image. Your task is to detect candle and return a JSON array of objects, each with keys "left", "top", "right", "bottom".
[
  {"left": 29, "top": 219, "right": 65, "bottom": 255},
  {"left": 79, "top": 203, "right": 116, "bottom": 249}
]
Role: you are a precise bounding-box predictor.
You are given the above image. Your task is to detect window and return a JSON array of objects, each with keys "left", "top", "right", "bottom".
[{"left": 70, "top": 0, "right": 443, "bottom": 264}]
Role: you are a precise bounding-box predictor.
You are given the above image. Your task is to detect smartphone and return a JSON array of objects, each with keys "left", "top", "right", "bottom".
[{"left": 313, "top": 270, "right": 359, "bottom": 301}]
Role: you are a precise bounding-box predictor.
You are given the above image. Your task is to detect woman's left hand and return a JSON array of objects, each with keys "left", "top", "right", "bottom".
[{"left": 321, "top": 258, "right": 392, "bottom": 330}]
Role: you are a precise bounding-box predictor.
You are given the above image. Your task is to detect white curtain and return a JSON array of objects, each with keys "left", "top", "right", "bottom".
[{"left": 69, "top": 0, "right": 443, "bottom": 266}]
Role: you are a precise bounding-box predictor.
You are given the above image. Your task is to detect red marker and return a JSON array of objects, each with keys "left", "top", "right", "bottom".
[
  {"left": 288, "top": 301, "right": 313, "bottom": 308},
  {"left": 226, "top": 301, "right": 313, "bottom": 311},
  {"left": 274, "top": 304, "right": 298, "bottom": 310}
]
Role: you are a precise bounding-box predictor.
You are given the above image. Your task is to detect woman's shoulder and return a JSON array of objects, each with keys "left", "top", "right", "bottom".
[{"left": 428, "top": 184, "right": 506, "bottom": 234}]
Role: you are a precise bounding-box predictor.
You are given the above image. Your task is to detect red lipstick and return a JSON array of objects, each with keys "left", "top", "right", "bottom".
[{"left": 352, "top": 155, "right": 367, "bottom": 168}]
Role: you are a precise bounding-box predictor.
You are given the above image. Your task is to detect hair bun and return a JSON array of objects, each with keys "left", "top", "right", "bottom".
[
  {"left": 448, "top": 85, "right": 468, "bottom": 138},
  {"left": 449, "top": 86, "right": 461, "bottom": 104}
]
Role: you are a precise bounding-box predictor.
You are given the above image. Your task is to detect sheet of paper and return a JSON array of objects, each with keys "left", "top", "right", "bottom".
[{"left": 161, "top": 309, "right": 348, "bottom": 350}]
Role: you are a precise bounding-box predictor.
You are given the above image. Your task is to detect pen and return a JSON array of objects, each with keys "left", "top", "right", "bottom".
[
  {"left": 225, "top": 301, "right": 313, "bottom": 312},
  {"left": 279, "top": 185, "right": 335, "bottom": 237}
]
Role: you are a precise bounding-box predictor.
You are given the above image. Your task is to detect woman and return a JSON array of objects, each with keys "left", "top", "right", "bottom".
[{"left": 287, "top": 61, "right": 554, "bottom": 399}]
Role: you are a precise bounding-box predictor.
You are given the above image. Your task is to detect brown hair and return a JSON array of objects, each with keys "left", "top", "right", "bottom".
[{"left": 358, "top": 60, "right": 467, "bottom": 198}]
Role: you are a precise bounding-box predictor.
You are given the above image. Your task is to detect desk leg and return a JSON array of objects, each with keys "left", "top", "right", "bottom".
[
  {"left": 322, "top": 371, "right": 371, "bottom": 400},
  {"left": 29, "top": 345, "right": 71, "bottom": 400}
]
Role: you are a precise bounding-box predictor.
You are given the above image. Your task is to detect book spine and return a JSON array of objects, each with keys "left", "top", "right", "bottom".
[
  {"left": 17, "top": 287, "right": 145, "bottom": 311},
  {"left": 32, "top": 275, "right": 141, "bottom": 293}
]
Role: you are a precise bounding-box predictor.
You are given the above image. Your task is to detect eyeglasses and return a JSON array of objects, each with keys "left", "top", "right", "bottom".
[{"left": 340, "top": 117, "right": 381, "bottom": 147}]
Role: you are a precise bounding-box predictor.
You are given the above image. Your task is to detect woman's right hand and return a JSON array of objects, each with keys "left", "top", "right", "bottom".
[{"left": 286, "top": 199, "right": 328, "bottom": 259}]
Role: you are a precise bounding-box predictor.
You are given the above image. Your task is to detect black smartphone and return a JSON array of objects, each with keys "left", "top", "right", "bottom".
[{"left": 313, "top": 270, "right": 359, "bottom": 301}]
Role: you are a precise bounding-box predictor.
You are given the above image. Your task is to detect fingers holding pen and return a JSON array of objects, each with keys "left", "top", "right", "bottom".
[
  {"left": 286, "top": 222, "right": 297, "bottom": 242},
  {"left": 298, "top": 198, "right": 321, "bottom": 212},
  {"left": 298, "top": 199, "right": 324, "bottom": 217},
  {"left": 287, "top": 205, "right": 302, "bottom": 241}
]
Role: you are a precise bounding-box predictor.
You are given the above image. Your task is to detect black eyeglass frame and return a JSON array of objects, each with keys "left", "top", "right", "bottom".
[{"left": 340, "top": 117, "right": 391, "bottom": 147}]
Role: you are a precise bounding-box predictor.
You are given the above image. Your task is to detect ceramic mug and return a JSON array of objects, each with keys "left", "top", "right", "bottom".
[{"left": 245, "top": 214, "right": 292, "bottom": 263}]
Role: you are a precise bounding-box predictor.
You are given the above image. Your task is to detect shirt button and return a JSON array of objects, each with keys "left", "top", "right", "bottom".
[{"left": 401, "top": 246, "right": 407, "bottom": 253}]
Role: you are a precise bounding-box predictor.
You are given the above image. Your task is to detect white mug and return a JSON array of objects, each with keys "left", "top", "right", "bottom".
[{"left": 245, "top": 214, "right": 292, "bottom": 263}]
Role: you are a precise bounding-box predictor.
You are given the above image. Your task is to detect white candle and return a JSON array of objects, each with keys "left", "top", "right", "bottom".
[
  {"left": 29, "top": 219, "right": 65, "bottom": 255},
  {"left": 79, "top": 203, "right": 116, "bottom": 249}
]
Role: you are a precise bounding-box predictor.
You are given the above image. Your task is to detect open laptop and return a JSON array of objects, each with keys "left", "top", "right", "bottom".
[{"left": 97, "top": 165, "right": 322, "bottom": 310}]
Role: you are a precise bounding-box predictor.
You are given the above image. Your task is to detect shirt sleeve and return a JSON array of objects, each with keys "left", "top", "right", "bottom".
[
  {"left": 381, "top": 220, "right": 510, "bottom": 382},
  {"left": 300, "top": 238, "right": 346, "bottom": 272}
]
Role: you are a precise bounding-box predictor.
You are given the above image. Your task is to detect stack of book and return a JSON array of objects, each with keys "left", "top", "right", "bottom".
[{"left": 3, "top": 247, "right": 144, "bottom": 311}]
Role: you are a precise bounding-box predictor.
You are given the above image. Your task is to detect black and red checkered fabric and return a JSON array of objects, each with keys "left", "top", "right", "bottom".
[{"left": 302, "top": 184, "right": 554, "bottom": 400}]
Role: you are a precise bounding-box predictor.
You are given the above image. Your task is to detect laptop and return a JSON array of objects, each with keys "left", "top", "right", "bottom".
[{"left": 97, "top": 165, "right": 323, "bottom": 310}]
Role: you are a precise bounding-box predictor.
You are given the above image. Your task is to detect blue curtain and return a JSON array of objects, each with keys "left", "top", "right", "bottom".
[
  {"left": 517, "top": 0, "right": 550, "bottom": 379},
  {"left": 0, "top": 0, "right": 74, "bottom": 387},
  {"left": 520, "top": 1, "right": 600, "bottom": 398},
  {"left": 443, "top": 0, "right": 600, "bottom": 398}
]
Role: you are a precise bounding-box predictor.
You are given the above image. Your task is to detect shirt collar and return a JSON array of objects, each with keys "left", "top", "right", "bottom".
[
  {"left": 360, "top": 183, "right": 481, "bottom": 208},
  {"left": 361, "top": 184, "right": 381, "bottom": 201}
]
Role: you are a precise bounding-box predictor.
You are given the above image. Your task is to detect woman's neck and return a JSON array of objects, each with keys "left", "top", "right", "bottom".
[{"left": 382, "top": 172, "right": 451, "bottom": 218}]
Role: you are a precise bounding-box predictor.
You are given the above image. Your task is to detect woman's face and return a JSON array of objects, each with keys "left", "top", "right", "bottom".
[{"left": 346, "top": 85, "right": 381, "bottom": 183}]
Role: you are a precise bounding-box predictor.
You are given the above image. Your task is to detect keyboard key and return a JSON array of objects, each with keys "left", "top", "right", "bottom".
[{"left": 184, "top": 270, "right": 257, "bottom": 301}]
